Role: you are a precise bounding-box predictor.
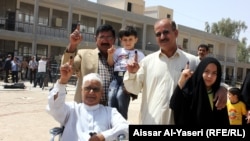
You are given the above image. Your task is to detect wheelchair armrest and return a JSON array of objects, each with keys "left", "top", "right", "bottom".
[
  {"left": 118, "top": 134, "right": 127, "bottom": 141},
  {"left": 50, "top": 126, "right": 64, "bottom": 136}
]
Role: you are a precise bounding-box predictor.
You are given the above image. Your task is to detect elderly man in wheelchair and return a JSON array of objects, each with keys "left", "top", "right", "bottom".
[{"left": 46, "top": 58, "right": 129, "bottom": 141}]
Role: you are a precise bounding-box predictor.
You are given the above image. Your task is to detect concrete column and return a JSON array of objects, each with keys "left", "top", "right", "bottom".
[
  {"left": 96, "top": 12, "right": 101, "bottom": 28},
  {"left": 222, "top": 65, "right": 226, "bottom": 82},
  {"left": 67, "top": 3, "right": 72, "bottom": 35},
  {"left": 47, "top": 45, "right": 51, "bottom": 58},
  {"left": 32, "top": 0, "right": 39, "bottom": 56},
  {"left": 14, "top": 40, "right": 18, "bottom": 56},
  {"left": 49, "top": 8, "right": 52, "bottom": 27},
  {"left": 142, "top": 23, "right": 147, "bottom": 52},
  {"left": 232, "top": 66, "right": 237, "bottom": 86}
]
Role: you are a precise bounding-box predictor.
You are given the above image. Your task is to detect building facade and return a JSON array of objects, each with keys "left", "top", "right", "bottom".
[{"left": 0, "top": 0, "right": 249, "bottom": 85}]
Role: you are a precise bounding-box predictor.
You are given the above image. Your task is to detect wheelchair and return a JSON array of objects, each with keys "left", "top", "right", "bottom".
[{"left": 50, "top": 126, "right": 127, "bottom": 141}]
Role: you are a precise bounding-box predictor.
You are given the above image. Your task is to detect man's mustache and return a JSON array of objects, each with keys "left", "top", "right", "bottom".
[{"left": 101, "top": 43, "right": 110, "bottom": 46}]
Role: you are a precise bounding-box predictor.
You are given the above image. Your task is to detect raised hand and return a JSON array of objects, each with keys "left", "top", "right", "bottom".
[
  {"left": 59, "top": 56, "right": 74, "bottom": 84},
  {"left": 178, "top": 61, "right": 193, "bottom": 89},
  {"left": 68, "top": 23, "right": 83, "bottom": 52},
  {"left": 107, "top": 45, "right": 116, "bottom": 66},
  {"left": 107, "top": 45, "right": 116, "bottom": 55},
  {"left": 126, "top": 50, "right": 139, "bottom": 73},
  {"left": 247, "top": 110, "right": 250, "bottom": 124}
]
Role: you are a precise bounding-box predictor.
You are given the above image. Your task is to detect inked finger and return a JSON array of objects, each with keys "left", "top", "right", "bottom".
[
  {"left": 134, "top": 50, "right": 138, "bottom": 62},
  {"left": 185, "top": 61, "right": 189, "bottom": 69},
  {"left": 69, "top": 56, "right": 74, "bottom": 65},
  {"left": 76, "top": 22, "right": 80, "bottom": 31}
]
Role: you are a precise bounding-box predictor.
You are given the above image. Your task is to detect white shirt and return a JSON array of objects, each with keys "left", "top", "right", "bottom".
[
  {"left": 123, "top": 49, "right": 198, "bottom": 124},
  {"left": 46, "top": 82, "right": 129, "bottom": 141},
  {"left": 37, "top": 59, "right": 47, "bottom": 72},
  {"left": 28, "top": 60, "right": 38, "bottom": 69},
  {"left": 113, "top": 48, "right": 145, "bottom": 72}
]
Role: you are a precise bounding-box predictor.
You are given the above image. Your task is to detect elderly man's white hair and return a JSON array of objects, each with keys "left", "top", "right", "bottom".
[{"left": 82, "top": 73, "right": 103, "bottom": 87}]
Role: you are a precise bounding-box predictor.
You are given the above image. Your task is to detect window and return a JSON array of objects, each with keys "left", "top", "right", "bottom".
[
  {"left": 127, "top": 2, "right": 132, "bottom": 12},
  {"left": 52, "top": 9, "right": 68, "bottom": 28},
  {"left": 18, "top": 42, "right": 32, "bottom": 56},
  {"left": 20, "top": 2, "right": 34, "bottom": 23},
  {"left": 80, "top": 15, "right": 96, "bottom": 33},
  {"left": 55, "top": 18, "right": 62, "bottom": 27},
  {"left": 37, "top": 44, "right": 48, "bottom": 57},
  {"left": 208, "top": 44, "right": 214, "bottom": 54},
  {"left": 38, "top": 6, "right": 49, "bottom": 26},
  {"left": 167, "top": 14, "right": 171, "bottom": 19},
  {"left": 25, "top": 14, "right": 31, "bottom": 23},
  {"left": 183, "top": 38, "right": 188, "bottom": 49}
]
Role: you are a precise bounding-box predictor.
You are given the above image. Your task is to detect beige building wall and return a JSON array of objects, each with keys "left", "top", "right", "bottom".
[
  {"left": 1, "top": 0, "right": 247, "bottom": 85},
  {"left": 97, "top": 0, "right": 125, "bottom": 10},
  {"left": 97, "top": 0, "right": 145, "bottom": 15},
  {"left": 144, "top": 6, "right": 173, "bottom": 20}
]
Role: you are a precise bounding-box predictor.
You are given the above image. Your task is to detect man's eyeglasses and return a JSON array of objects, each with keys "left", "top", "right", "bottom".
[
  {"left": 98, "top": 36, "right": 114, "bottom": 40},
  {"left": 155, "top": 30, "right": 170, "bottom": 37},
  {"left": 84, "top": 86, "right": 101, "bottom": 92}
]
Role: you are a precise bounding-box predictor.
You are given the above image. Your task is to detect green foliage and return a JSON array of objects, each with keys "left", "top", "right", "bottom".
[
  {"left": 205, "top": 18, "right": 249, "bottom": 62},
  {"left": 237, "top": 38, "right": 249, "bottom": 62},
  {"left": 204, "top": 18, "right": 247, "bottom": 40}
]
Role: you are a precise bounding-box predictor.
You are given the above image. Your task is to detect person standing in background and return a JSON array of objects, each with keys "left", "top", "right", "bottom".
[
  {"left": 11, "top": 56, "right": 21, "bottom": 83},
  {"left": 197, "top": 44, "right": 209, "bottom": 61},
  {"left": 227, "top": 87, "right": 247, "bottom": 125},
  {"left": 46, "top": 57, "right": 53, "bottom": 83},
  {"left": 28, "top": 56, "right": 38, "bottom": 84},
  {"left": 4, "top": 54, "right": 12, "bottom": 83},
  {"left": 240, "top": 72, "right": 250, "bottom": 124},
  {"left": 21, "top": 57, "right": 29, "bottom": 80},
  {"left": 34, "top": 56, "right": 47, "bottom": 88}
]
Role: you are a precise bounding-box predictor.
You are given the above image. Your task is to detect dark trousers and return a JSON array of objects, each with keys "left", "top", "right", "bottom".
[
  {"left": 29, "top": 69, "right": 37, "bottom": 84},
  {"left": 108, "top": 71, "right": 131, "bottom": 119},
  {"left": 11, "top": 71, "right": 18, "bottom": 83},
  {"left": 48, "top": 70, "right": 52, "bottom": 83},
  {"left": 4, "top": 70, "right": 10, "bottom": 82},
  {"left": 34, "top": 72, "right": 46, "bottom": 88}
]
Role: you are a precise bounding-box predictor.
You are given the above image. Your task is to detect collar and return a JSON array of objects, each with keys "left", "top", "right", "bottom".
[
  {"left": 158, "top": 48, "right": 181, "bottom": 58},
  {"left": 82, "top": 103, "right": 100, "bottom": 111}
]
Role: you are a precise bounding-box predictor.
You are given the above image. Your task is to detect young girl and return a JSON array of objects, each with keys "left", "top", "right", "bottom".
[{"left": 170, "top": 57, "right": 229, "bottom": 125}]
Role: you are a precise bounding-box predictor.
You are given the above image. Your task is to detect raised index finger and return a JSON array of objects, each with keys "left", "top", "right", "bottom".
[
  {"left": 68, "top": 56, "right": 74, "bottom": 65},
  {"left": 76, "top": 22, "right": 80, "bottom": 31},
  {"left": 185, "top": 61, "right": 189, "bottom": 69},
  {"left": 134, "top": 50, "right": 138, "bottom": 63}
]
